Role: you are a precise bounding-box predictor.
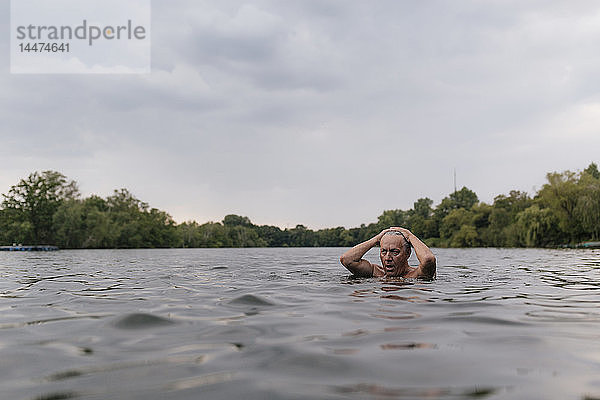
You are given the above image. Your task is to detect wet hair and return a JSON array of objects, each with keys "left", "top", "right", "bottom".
[{"left": 382, "top": 231, "right": 411, "bottom": 254}]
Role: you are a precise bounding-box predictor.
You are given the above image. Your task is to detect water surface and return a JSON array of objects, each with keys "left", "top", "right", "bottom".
[{"left": 1, "top": 247, "right": 599, "bottom": 399}]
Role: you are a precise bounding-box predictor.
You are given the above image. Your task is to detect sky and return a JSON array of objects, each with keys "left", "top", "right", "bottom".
[{"left": 2, "top": 0, "right": 600, "bottom": 229}]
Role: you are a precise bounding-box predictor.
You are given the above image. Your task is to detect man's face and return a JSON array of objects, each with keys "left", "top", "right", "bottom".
[{"left": 379, "top": 235, "right": 409, "bottom": 276}]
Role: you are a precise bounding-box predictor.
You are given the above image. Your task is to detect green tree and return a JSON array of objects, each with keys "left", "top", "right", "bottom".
[
  {"left": 407, "top": 197, "right": 438, "bottom": 240},
  {"left": 515, "top": 205, "right": 561, "bottom": 247},
  {"left": 223, "top": 214, "right": 253, "bottom": 227},
  {"left": 198, "top": 222, "right": 231, "bottom": 247},
  {"left": 377, "top": 209, "right": 408, "bottom": 229},
  {"left": 536, "top": 170, "right": 582, "bottom": 242},
  {"left": 486, "top": 207, "right": 512, "bottom": 246},
  {"left": 1, "top": 171, "right": 79, "bottom": 244},
  {"left": 439, "top": 208, "right": 478, "bottom": 246},
  {"left": 139, "top": 208, "right": 179, "bottom": 247},
  {"left": 316, "top": 227, "right": 346, "bottom": 247},
  {"left": 437, "top": 187, "right": 478, "bottom": 215},
  {"left": 287, "top": 224, "right": 317, "bottom": 246},
  {"left": 574, "top": 169, "right": 600, "bottom": 240},
  {"left": 0, "top": 208, "right": 32, "bottom": 245},
  {"left": 451, "top": 225, "right": 479, "bottom": 247},
  {"left": 583, "top": 162, "right": 600, "bottom": 179},
  {"left": 484, "top": 191, "right": 532, "bottom": 246},
  {"left": 493, "top": 190, "right": 532, "bottom": 214},
  {"left": 413, "top": 197, "right": 434, "bottom": 218},
  {"left": 433, "top": 186, "right": 478, "bottom": 232},
  {"left": 227, "top": 225, "right": 266, "bottom": 247},
  {"left": 254, "top": 224, "right": 285, "bottom": 246},
  {"left": 97, "top": 189, "right": 178, "bottom": 248},
  {"left": 179, "top": 221, "right": 198, "bottom": 248},
  {"left": 81, "top": 196, "right": 117, "bottom": 248},
  {"left": 53, "top": 199, "right": 86, "bottom": 248}
]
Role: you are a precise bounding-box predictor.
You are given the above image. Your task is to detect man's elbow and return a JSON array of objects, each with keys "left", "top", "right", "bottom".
[
  {"left": 340, "top": 255, "right": 351, "bottom": 267},
  {"left": 422, "top": 256, "right": 437, "bottom": 278},
  {"left": 425, "top": 255, "right": 436, "bottom": 266},
  {"left": 340, "top": 255, "right": 360, "bottom": 272}
]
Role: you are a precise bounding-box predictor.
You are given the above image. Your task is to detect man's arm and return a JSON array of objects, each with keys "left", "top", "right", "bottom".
[
  {"left": 340, "top": 229, "right": 389, "bottom": 277},
  {"left": 396, "top": 227, "right": 436, "bottom": 279}
]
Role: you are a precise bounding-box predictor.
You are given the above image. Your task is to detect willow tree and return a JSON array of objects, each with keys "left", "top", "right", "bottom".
[
  {"left": 575, "top": 165, "right": 600, "bottom": 240},
  {"left": 514, "top": 205, "right": 560, "bottom": 247},
  {"left": 537, "top": 164, "right": 600, "bottom": 243}
]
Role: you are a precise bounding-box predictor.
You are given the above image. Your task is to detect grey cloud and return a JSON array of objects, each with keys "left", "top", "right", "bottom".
[{"left": 2, "top": 1, "right": 600, "bottom": 228}]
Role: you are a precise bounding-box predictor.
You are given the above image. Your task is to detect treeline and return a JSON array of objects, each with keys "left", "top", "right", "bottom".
[{"left": 1, "top": 164, "right": 599, "bottom": 248}]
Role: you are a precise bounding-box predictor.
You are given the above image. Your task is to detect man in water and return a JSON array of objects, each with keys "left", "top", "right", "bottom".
[{"left": 340, "top": 227, "right": 436, "bottom": 279}]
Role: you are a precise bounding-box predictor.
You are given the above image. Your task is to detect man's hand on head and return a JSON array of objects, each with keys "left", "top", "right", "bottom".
[{"left": 382, "top": 227, "right": 413, "bottom": 245}]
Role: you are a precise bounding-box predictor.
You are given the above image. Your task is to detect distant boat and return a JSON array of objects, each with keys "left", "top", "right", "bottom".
[
  {"left": 561, "top": 241, "right": 600, "bottom": 249},
  {"left": 0, "top": 245, "right": 59, "bottom": 251},
  {"left": 577, "top": 241, "right": 600, "bottom": 249}
]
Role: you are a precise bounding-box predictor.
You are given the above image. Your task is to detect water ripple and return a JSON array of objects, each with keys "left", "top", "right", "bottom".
[{"left": 0, "top": 248, "right": 599, "bottom": 399}]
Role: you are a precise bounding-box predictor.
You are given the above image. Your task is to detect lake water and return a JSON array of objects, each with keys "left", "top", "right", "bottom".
[{"left": 1, "top": 247, "right": 599, "bottom": 400}]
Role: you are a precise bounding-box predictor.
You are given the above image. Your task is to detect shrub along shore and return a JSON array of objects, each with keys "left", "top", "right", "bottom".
[{"left": 1, "top": 164, "right": 599, "bottom": 249}]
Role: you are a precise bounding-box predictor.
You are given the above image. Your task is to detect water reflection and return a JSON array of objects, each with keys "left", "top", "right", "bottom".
[
  {"left": 371, "top": 310, "right": 421, "bottom": 320},
  {"left": 165, "top": 371, "right": 235, "bottom": 391},
  {"left": 332, "top": 383, "right": 497, "bottom": 398},
  {"left": 380, "top": 342, "right": 436, "bottom": 350},
  {"left": 380, "top": 294, "right": 433, "bottom": 302}
]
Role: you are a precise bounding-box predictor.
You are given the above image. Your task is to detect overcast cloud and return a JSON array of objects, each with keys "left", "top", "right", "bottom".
[{"left": 2, "top": 0, "right": 600, "bottom": 229}]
